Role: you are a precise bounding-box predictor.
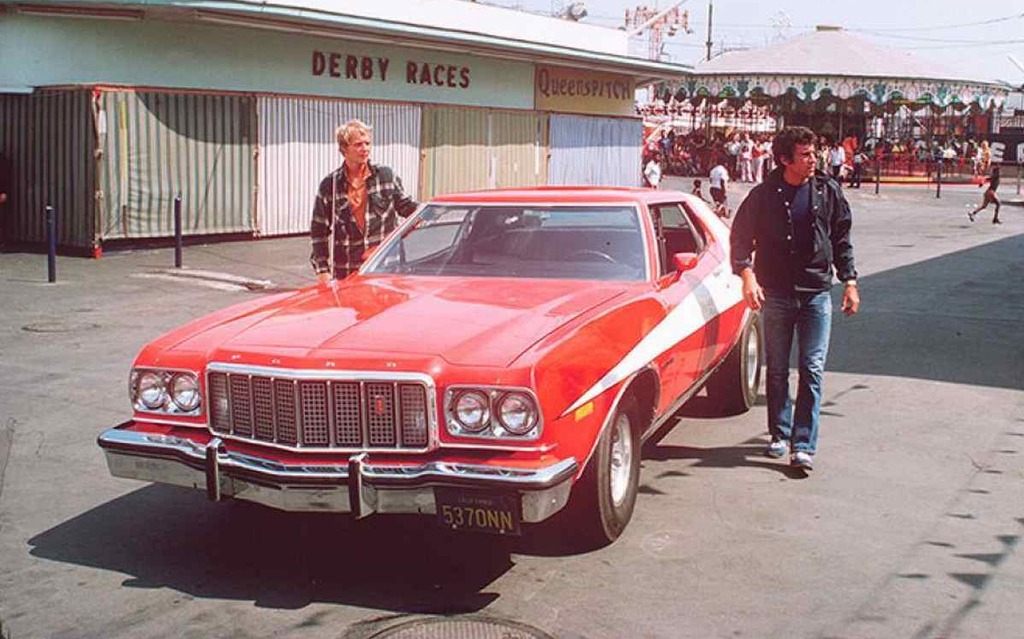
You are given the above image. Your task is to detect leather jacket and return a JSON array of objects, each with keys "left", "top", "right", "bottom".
[{"left": 730, "top": 167, "right": 857, "bottom": 292}]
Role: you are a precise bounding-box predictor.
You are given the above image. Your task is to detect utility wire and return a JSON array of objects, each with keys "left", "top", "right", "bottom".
[
  {"left": 847, "top": 12, "right": 1024, "bottom": 32},
  {"left": 856, "top": 31, "right": 1024, "bottom": 44},
  {"left": 905, "top": 40, "right": 1024, "bottom": 49}
]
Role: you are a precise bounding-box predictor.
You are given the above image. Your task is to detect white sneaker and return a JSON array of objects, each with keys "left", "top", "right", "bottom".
[
  {"left": 766, "top": 439, "right": 789, "bottom": 458},
  {"left": 791, "top": 451, "right": 814, "bottom": 471}
]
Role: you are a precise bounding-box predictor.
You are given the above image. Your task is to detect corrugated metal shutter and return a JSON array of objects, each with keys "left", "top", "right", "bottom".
[
  {"left": 421, "top": 107, "right": 490, "bottom": 198},
  {"left": 97, "top": 90, "right": 256, "bottom": 240},
  {"left": 0, "top": 93, "right": 30, "bottom": 245},
  {"left": 0, "top": 90, "right": 96, "bottom": 248},
  {"left": 493, "top": 111, "right": 548, "bottom": 190},
  {"left": 257, "top": 97, "right": 421, "bottom": 236},
  {"left": 549, "top": 114, "right": 643, "bottom": 187},
  {"left": 421, "top": 107, "right": 547, "bottom": 199}
]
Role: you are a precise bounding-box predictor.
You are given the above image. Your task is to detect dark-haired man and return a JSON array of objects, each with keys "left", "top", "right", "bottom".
[{"left": 730, "top": 126, "right": 859, "bottom": 471}]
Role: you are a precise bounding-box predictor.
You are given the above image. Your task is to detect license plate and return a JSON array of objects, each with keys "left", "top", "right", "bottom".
[{"left": 434, "top": 488, "right": 521, "bottom": 535}]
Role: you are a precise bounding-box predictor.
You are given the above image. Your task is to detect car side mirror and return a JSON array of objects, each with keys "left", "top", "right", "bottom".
[{"left": 672, "top": 252, "right": 699, "bottom": 273}]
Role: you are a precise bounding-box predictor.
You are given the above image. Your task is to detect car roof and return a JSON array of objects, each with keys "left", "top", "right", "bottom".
[{"left": 430, "top": 186, "right": 681, "bottom": 205}]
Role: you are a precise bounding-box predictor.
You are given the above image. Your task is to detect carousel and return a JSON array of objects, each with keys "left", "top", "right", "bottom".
[{"left": 643, "top": 26, "right": 1009, "bottom": 178}]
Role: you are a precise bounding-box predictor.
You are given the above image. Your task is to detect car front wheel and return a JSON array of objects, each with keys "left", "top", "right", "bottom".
[{"left": 569, "top": 396, "right": 641, "bottom": 549}]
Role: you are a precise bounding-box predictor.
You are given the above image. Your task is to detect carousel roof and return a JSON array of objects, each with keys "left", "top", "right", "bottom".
[{"left": 679, "top": 27, "right": 1006, "bottom": 108}]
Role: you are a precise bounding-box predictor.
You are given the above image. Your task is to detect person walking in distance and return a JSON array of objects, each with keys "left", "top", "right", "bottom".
[
  {"left": 829, "top": 140, "right": 846, "bottom": 184},
  {"left": 310, "top": 119, "right": 418, "bottom": 283},
  {"left": 850, "top": 149, "right": 867, "bottom": 189},
  {"left": 730, "top": 126, "right": 860, "bottom": 471},
  {"left": 644, "top": 153, "right": 663, "bottom": 189},
  {"left": 968, "top": 165, "right": 1002, "bottom": 224},
  {"left": 709, "top": 157, "right": 730, "bottom": 218},
  {"left": 739, "top": 134, "right": 754, "bottom": 183}
]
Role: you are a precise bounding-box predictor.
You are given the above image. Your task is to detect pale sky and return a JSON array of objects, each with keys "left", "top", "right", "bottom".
[{"left": 501, "top": 0, "right": 1024, "bottom": 87}]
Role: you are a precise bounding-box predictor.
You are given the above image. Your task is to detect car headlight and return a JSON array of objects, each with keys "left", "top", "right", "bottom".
[
  {"left": 170, "top": 373, "right": 201, "bottom": 412},
  {"left": 446, "top": 386, "right": 542, "bottom": 440},
  {"left": 137, "top": 371, "right": 168, "bottom": 409},
  {"left": 496, "top": 392, "right": 538, "bottom": 435},
  {"left": 131, "top": 368, "right": 202, "bottom": 415},
  {"left": 453, "top": 390, "right": 490, "bottom": 433}
]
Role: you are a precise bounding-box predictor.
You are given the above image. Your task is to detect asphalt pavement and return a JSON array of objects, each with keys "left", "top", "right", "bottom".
[{"left": 0, "top": 180, "right": 1022, "bottom": 639}]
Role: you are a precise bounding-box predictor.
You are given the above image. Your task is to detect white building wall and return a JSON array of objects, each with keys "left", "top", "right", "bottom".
[
  {"left": 548, "top": 115, "right": 642, "bottom": 187},
  {"left": 257, "top": 97, "right": 421, "bottom": 236},
  {"left": 0, "top": 14, "right": 534, "bottom": 108}
]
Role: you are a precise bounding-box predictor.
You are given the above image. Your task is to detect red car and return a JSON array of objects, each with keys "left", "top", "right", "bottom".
[{"left": 98, "top": 187, "right": 762, "bottom": 547}]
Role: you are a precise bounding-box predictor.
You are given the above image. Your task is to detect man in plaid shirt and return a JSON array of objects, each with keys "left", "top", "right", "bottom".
[{"left": 310, "top": 119, "right": 418, "bottom": 282}]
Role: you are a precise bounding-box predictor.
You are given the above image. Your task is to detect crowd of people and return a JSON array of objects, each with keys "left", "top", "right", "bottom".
[
  {"left": 643, "top": 129, "right": 776, "bottom": 182},
  {"left": 643, "top": 126, "right": 1000, "bottom": 204}
]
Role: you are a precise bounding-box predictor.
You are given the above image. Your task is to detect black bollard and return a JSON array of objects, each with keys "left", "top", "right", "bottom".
[
  {"left": 46, "top": 205, "right": 57, "bottom": 283},
  {"left": 874, "top": 157, "right": 881, "bottom": 195},
  {"left": 935, "top": 160, "right": 942, "bottom": 199},
  {"left": 174, "top": 194, "right": 183, "bottom": 268}
]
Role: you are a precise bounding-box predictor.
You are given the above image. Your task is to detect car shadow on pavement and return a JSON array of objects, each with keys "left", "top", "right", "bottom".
[
  {"left": 643, "top": 413, "right": 802, "bottom": 479},
  {"left": 28, "top": 484, "right": 521, "bottom": 613},
  {"left": 675, "top": 393, "right": 767, "bottom": 419},
  {"left": 641, "top": 433, "right": 806, "bottom": 480}
]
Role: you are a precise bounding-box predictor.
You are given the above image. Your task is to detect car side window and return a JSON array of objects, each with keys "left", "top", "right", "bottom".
[
  {"left": 679, "top": 201, "right": 708, "bottom": 248},
  {"left": 652, "top": 203, "right": 705, "bottom": 276}
]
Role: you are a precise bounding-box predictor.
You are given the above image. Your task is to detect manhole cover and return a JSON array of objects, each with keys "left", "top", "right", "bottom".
[
  {"left": 368, "top": 616, "right": 554, "bottom": 639},
  {"left": 22, "top": 321, "right": 101, "bottom": 333}
]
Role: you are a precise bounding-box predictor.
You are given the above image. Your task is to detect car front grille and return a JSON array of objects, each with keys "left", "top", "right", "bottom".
[{"left": 207, "top": 367, "right": 433, "bottom": 451}]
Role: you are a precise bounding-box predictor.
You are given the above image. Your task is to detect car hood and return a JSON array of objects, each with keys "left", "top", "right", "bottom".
[{"left": 170, "top": 276, "right": 629, "bottom": 368}]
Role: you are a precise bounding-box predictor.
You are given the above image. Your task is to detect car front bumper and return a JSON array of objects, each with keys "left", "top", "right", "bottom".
[{"left": 97, "top": 423, "right": 577, "bottom": 523}]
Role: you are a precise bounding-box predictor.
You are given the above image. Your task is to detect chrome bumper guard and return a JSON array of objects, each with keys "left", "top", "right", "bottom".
[{"left": 97, "top": 425, "right": 577, "bottom": 523}]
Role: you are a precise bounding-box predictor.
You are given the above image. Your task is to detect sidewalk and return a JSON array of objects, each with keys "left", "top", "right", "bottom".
[{"left": 0, "top": 181, "right": 1019, "bottom": 297}]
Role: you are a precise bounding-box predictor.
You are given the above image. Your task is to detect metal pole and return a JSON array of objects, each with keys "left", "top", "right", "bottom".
[
  {"left": 705, "top": 0, "right": 713, "bottom": 61},
  {"left": 1017, "top": 162, "right": 1021, "bottom": 196},
  {"left": 174, "top": 194, "right": 183, "bottom": 269},
  {"left": 874, "top": 156, "right": 881, "bottom": 195},
  {"left": 935, "top": 159, "right": 942, "bottom": 199},
  {"left": 46, "top": 205, "right": 56, "bottom": 283}
]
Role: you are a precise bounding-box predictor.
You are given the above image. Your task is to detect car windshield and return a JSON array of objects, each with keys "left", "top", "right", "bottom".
[{"left": 364, "top": 204, "right": 647, "bottom": 281}]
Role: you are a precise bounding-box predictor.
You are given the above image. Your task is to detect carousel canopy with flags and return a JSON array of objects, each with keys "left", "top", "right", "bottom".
[{"left": 675, "top": 26, "right": 1007, "bottom": 110}]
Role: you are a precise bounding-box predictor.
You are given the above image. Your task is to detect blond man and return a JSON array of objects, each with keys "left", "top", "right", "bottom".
[{"left": 310, "top": 119, "right": 417, "bottom": 282}]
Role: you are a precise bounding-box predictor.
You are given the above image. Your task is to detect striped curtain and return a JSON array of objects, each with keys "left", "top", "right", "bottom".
[
  {"left": 548, "top": 114, "right": 643, "bottom": 187},
  {"left": 257, "top": 97, "right": 421, "bottom": 237},
  {"left": 97, "top": 90, "right": 256, "bottom": 239},
  {"left": 420, "top": 106, "right": 547, "bottom": 199},
  {"left": 0, "top": 89, "right": 96, "bottom": 247}
]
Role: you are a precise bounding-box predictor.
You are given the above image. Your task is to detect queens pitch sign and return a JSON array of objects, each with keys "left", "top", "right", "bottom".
[{"left": 535, "top": 66, "right": 636, "bottom": 117}]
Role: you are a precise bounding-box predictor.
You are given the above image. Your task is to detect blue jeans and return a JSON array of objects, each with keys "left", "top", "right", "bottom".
[{"left": 762, "top": 289, "right": 833, "bottom": 454}]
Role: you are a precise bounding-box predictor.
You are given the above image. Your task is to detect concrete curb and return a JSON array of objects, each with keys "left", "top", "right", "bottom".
[{"left": 149, "top": 267, "right": 274, "bottom": 290}]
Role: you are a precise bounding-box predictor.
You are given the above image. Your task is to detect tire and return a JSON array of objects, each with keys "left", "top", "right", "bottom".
[
  {"left": 705, "top": 314, "right": 762, "bottom": 415},
  {"left": 563, "top": 396, "right": 642, "bottom": 549}
]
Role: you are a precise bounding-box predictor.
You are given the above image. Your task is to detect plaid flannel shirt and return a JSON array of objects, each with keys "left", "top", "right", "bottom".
[{"left": 310, "top": 162, "right": 417, "bottom": 279}]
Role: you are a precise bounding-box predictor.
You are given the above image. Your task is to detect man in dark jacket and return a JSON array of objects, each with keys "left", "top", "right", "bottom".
[
  {"left": 730, "top": 126, "right": 860, "bottom": 471},
  {"left": 310, "top": 119, "right": 418, "bottom": 282}
]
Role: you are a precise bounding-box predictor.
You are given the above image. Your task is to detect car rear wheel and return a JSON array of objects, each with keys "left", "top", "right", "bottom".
[
  {"left": 567, "top": 396, "right": 641, "bottom": 549},
  {"left": 705, "top": 314, "right": 762, "bottom": 415}
]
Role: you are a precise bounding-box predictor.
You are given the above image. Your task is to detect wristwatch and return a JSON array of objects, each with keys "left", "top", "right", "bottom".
[{"left": 844, "top": 279, "right": 858, "bottom": 287}]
